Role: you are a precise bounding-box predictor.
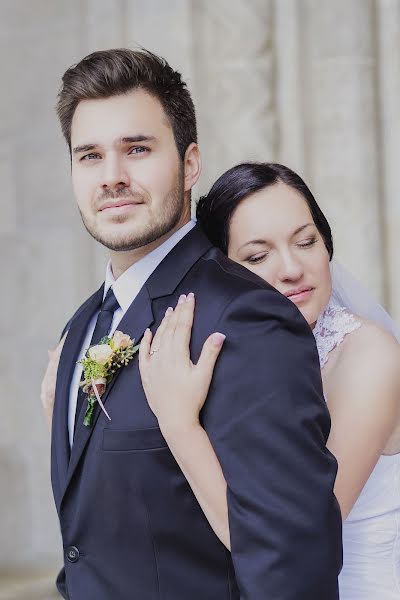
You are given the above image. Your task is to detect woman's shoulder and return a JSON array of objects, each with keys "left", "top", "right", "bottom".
[
  {"left": 343, "top": 314, "right": 398, "bottom": 355},
  {"left": 330, "top": 312, "right": 400, "bottom": 384}
]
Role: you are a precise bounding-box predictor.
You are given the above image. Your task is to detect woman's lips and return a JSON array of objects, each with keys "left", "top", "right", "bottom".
[{"left": 285, "top": 287, "right": 314, "bottom": 304}]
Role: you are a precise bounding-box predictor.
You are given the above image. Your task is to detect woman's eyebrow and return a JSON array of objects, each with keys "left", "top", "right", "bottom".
[
  {"left": 238, "top": 239, "right": 268, "bottom": 252},
  {"left": 292, "top": 223, "right": 314, "bottom": 236}
]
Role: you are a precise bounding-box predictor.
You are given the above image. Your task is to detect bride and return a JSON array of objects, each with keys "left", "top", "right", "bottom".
[
  {"left": 138, "top": 163, "right": 400, "bottom": 599},
  {"left": 43, "top": 162, "right": 400, "bottom": 598}
]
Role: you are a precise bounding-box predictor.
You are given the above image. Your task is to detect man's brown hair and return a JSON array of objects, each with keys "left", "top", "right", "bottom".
[{"left": 57, "top": 48, "right": 197, "bottom": 160}]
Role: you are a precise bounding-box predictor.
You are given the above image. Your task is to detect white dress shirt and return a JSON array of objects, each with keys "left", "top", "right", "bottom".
[{"left": 68, "top": 219, "right": 196, "bottom": 446}]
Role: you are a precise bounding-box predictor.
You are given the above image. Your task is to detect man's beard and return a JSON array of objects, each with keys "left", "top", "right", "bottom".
[{"left": 79, "top": 176, "right": 185, "bottom": 252}]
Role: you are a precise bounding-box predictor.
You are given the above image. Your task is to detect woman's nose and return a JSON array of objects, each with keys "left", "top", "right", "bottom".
[{"left": 277, "top": 252, "right": 304, "bottom": 282}]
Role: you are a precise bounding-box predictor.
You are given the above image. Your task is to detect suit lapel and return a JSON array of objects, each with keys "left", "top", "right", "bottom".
[
  {"left": 145, "top": 224, "right": 213, "bottom": 299},
  {"left": 52, "top": 285, "right": 104, "bottom": 502},
  {"left": 60, "top": 224, "right": 213, "bottom": 504},
  {"left": 63, "top": 284, "right": 154, "bottom": 501}
]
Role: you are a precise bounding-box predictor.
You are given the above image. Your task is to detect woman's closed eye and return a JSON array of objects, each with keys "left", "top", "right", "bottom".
[
  {"left": 246, "top": 237, "right": 317, "bottom": 263},
  {"left": 247, "top": 252, "right": 269, "bottom": 264},
  {"left": 297, "top": 236, "right": 317, "bottom": 249}
]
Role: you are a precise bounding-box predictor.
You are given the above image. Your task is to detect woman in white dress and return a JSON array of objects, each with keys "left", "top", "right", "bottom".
[{"left": 138, "top": 163, "right": 400, "bottom": 599}]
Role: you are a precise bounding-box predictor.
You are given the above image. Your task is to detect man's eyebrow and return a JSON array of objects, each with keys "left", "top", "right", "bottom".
[
  {"left": 72, "top": 144, "right": 97, "bottom": 154},
  {"left": 121, "top": 135, "right": 156, "bottom": 144},
  {"left": 72, "top": 135, "right": 157, "bottom": 155}
]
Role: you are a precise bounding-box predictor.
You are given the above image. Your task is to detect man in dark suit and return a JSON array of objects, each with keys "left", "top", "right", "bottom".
[{"left": 50, "top": 48, "right": 342, "bottom": 599}]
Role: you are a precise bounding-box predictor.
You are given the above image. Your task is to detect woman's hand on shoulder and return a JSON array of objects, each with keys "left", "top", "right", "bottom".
[{"left": 139, "top": 293, "right": 226, "bottom": 438}]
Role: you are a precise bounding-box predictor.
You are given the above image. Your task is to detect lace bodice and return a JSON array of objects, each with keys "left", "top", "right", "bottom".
[{"left": 313, "top": 297, "right": 361, "bottom": 368}]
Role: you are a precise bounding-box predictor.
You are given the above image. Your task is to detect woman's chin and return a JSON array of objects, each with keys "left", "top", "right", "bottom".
[{"left": 297, "top": 304, "right": 320, "bottom": 328}]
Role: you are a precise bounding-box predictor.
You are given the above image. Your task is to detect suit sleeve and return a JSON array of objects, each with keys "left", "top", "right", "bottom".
[
  {"left": 59, "top": 319, "right": 72, "bottom": 341},
  {"left": 203, "top": 287, "right": 342, "bottom": 599}
]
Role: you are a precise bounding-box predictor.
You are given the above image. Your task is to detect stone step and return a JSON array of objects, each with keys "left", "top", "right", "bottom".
[{"left": 0, "top": 570, "right": 60, "bottom": 600}]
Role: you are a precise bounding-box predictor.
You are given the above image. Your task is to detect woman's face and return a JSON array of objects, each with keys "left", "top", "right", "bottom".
[{"left": 227, "top": 182, "right": 332, "bottom": 326}]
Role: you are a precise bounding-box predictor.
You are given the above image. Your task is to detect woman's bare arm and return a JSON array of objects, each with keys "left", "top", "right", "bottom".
[{"left": 326, "top": 324, "right": 400, "bottom": 519}]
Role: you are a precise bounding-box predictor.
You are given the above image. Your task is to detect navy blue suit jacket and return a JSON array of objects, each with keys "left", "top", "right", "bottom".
[{"left": 51, "top": 224, "right": 342, "bottom": 599}]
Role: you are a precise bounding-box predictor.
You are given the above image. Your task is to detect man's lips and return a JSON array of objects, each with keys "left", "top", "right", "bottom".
[{"left": 99, "top": 200, "right": 144, "bottom": 211}]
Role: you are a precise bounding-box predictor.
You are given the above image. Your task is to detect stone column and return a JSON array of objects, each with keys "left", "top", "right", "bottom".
[
  {"left": 274, "top": 0, "right": 306, "bottom": 173},
  {"left": 192, "top": 0, "right": 277, "bottom": 196},
  {"left": 0, "top": 2, "right": 128, "bottom": 598},
  {"left": 299, "top": 0, "right": 384, "bottom": 300},
  {"left": 376, "top": 0, "right": 400, "bottom": 321}
]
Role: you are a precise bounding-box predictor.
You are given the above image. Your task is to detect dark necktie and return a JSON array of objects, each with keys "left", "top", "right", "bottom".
[{"left": 74, "top": 287, "right": 120, "bottom": 434}]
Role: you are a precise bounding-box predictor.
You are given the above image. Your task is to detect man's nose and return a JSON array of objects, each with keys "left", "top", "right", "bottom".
[{"left": 100, "top": 155, "right": 130, "bottom": 190}]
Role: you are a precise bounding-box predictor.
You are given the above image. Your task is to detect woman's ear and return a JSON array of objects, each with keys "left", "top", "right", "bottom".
[{"left": 183, "top": 143, "right": 202, "bottom": 192}]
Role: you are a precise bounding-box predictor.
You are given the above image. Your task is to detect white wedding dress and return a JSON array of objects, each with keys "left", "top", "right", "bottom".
[{"left": 313, "top": 298, "right": 400, "bottom": 599}]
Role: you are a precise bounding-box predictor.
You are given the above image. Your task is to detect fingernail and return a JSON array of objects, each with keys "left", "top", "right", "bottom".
[
  {"left": 145, "top": 328, "right": 151, "bottom": 335},
  {"left": 187, "top": 292, "right": 195, "bottom": 301},
  {"left": 178, "top": 294, "right": 186, "bottom": 304},
  {"left": 212, "top": 333, "right": 226, "bottom": 347},
  {"left": 166, "top": 307, "right": 174, "bottom": 315}
]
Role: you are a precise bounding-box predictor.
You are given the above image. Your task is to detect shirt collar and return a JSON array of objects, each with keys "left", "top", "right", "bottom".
[{"left": 104, "top": 219, "right": 196, "bottom": 312}]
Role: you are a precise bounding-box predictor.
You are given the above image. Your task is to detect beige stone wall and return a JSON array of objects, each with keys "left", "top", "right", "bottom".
[{"left": 2, "top": 1, "right": 399, "bottom": 596}]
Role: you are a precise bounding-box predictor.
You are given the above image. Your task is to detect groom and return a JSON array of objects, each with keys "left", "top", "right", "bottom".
[{"left": 51, "top": 48, "right": 342, "bottom": 599}]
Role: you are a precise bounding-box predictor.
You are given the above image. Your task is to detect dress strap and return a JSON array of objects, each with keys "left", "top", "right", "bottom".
[{"left": 313, "top": 297, "right": 361, "bottom": 368}]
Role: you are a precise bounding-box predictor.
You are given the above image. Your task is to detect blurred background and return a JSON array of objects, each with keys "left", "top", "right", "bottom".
[{"left": 2, "top": 1, "right": 400, "bottom": 598}]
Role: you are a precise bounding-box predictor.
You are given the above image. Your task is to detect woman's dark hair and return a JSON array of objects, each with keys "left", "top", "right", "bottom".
[{"left": 196, "top": 162, "right": 333, "bottom": 259}]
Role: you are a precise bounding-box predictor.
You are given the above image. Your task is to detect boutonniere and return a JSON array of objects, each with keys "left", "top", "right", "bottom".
[{"left": 78, "top": 331, "right": 140, "bottom": 427}]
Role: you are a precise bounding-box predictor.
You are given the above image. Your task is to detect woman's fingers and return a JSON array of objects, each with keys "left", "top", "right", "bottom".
[
  {"left": 141, "top": 292, "right": 196, "bottom": 365},
  {"left": 41, "top": 332, "right": 68, "bottom": 429},
  {"left": 47, "top": 332, "right": 67, "bottom": 370},
  {"left": 150, "top": 306, "right": 174, "bottom": 353},
  {"left": 196, "top": 332, "right": 226, "bottom": 386},
  {"left": 173, "top": 293, "right": 195, "bottom": 358},
  {"left": 155, "top": 293, "right": 192, "bottom": 359},
  {"left": 139, "top": 327, "right": 153, "bottom": 370}
]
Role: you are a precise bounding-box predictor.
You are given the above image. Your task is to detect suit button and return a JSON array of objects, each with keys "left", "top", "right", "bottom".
[{"left": 66, "top": 546, "right": 80, "bottom": 563}]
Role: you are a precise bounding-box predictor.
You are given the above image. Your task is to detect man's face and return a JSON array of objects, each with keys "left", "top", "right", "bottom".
[{"left": 70, "top": 89, "right": 188, "bottom": 251}]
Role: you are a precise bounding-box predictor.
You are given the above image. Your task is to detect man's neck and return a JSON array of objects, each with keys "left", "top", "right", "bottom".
[{"left": 109, "top": 216, "right": 191, "bottom": 280}]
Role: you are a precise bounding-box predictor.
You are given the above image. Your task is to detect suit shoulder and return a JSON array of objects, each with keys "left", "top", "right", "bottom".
[
  {"left": 60, "top": 285, "right": 104, "bottom": 338},
  {"left": 201, "top": 247, "right": 271, "bottom": 292},
  {"left": 198, "top": 247, "right": 306, "bottom": 325},
  {"left": 71, "top": 286, "right": 104, "bottom": 321}
]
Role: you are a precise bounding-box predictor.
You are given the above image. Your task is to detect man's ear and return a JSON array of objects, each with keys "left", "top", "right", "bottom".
[{"left": 183, "top": 143, "right": 202, "bottom": 192}]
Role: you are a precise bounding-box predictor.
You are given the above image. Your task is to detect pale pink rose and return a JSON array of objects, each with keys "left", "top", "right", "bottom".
[
  {"left": 112, "top": 330, "right": 132, "bottom": 350},
  {"left": 88, "top": 344, "right": 114, "bottom": 365}
]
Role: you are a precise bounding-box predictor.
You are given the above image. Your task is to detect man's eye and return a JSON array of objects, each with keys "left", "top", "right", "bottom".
[
  {"left": 81, "top": 153, "right": 100, "bottom": 161},
  {"left": 128, "top": 146, "right": 148, "bottom": 155}
]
